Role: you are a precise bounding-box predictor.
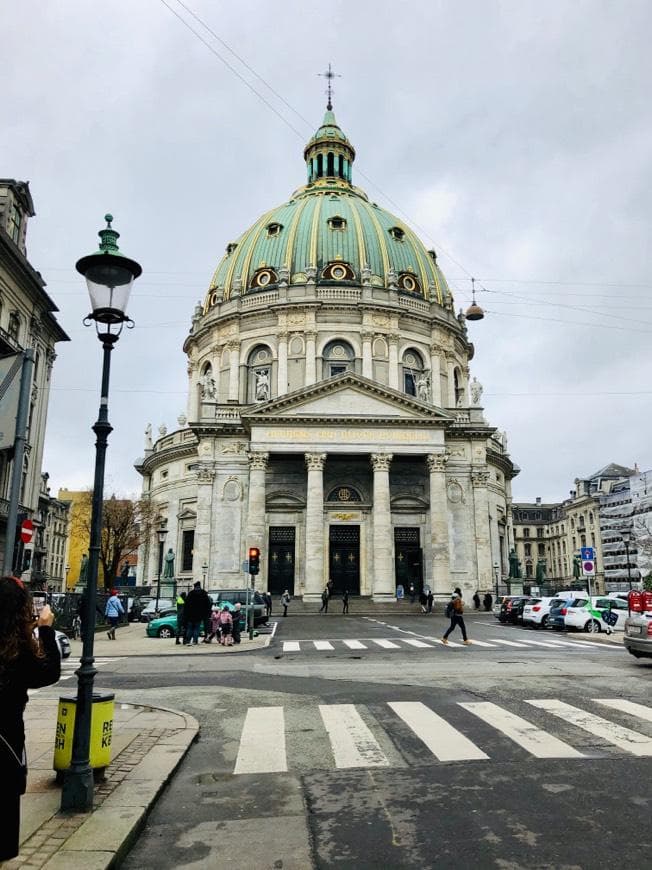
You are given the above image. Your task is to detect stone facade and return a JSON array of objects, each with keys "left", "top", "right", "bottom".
[{"left": 135, "top": 108, "right": 518, "bottom": 601}]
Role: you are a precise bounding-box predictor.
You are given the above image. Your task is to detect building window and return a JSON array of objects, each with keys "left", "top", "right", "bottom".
[
  {"left": 250, "top": 267, "right": 278, "bottom": 289},
  {"left": 538, "top": 544, "right": 545, "bottom": 557},
  {"left": 525, "top": 562, "right": 533, "bottom": 578},
  {"left": 8, "top": 311, "right": 20, "bottom": 343},
  {"left": 181, "top": 530, "right": 194, "bottom": 572},
  {"left": 402, "top": 349, "right": 425, "bottom": 397},
  {"left": 9, "top": 203, "right": 22, "bottom": 244},
  {"left": 398, "top": 273, "right": 421, "bottom": 294},
  {"left": 523, "top": 528, "right": 530, "bottom": 538},
  {"left": 327, "top": 216, "right": 347, "bottom": 231},
  {"left": 524, "top": 543, "right": 531, "bottom": 557},
  {"left": 536, "top": 528, "right": 543, "bottom": 538},
  {"left": 322, "top": 340, "right": 354, "bottom": 379},
  {"left": 389, "top": 226, "right": 405, "bottom": 241},
  {"left": 322, "top": 261, "right": 355, "bottom": 281},
  {"left": 266, "top": 222, "right": 283, "bottom": 237}
]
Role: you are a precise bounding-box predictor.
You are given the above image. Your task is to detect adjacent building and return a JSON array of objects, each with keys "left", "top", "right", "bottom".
[
  {"left": 0, "top": 180, "right": 69, "bottom": 579},
  {"left": 33, "top": 473, "right": 71, "bottom": 591},
  {"left": 136, "top": 103, "right": 519, "bottom": 601}
]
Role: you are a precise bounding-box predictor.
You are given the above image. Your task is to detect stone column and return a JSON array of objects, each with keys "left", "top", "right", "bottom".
[
  {"left": 194, "top": 463, "right": 216, "bottom": 584},
  {"left": 305, "top": 331, "right": 317, "bottom": 386},
  {"left": 361, "top": 331, "right": 373, "bottom": 379},
  {"left": 371, "top": 453, "right": 394, "bottom": 600},
  {"left": 388, "top": 334, "right": 399, "bottom": 390},
  {"left": 429, "top": 347, "right": 442, "bottom": 406},
  {"left": 227, "top": 341, "right": 240, "bottom": 402},
  {"left": 277, "top": 331, "right": 288, "bottom": 396},
  {"left": 426, "top": 452, "right": 451, "bottom": 596},
  {"left": 246, "top": 451, "right": 269, "bottom": 581},
  {"left": 304, "top": 452, "right": 326, "bottom": 598},
  {"left": 472, "top": 470, "right": 493, "bottom": 591},
  {"left": 446, "top": 352, "right": 456, "bottom": 406}
]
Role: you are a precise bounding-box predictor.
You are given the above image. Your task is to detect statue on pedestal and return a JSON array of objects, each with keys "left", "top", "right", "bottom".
[
  {"left": 508, "top": 548, "right": 521, "bottom": 579},
  {"left": 144, "top": 423, "right": 153, "bottom": 451},
  {"left": 79, "top": 553, "right": 89, "bottom": 584},
  {"left": 255, "top": 369, "right": 270, "bottom": 402},
  {"left": 416, "top": 372, "right": 430, "bottom": 403},
  {"left": 163, "top": 548, "right": 175, "bottom": 579},
  {"left": 470, "top": 377, "right": 483, "bottom": 405}
]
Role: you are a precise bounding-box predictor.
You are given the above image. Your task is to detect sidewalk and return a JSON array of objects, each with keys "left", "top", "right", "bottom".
[
  {"left": 4, "top": 699, "right": 198, "bottom": 870},
  {"left": 68, "top": 622, "right": 274, "bottom": 657}
]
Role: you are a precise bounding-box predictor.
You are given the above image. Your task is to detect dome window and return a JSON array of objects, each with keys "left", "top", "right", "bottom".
[
  {"left": 266, "top": 222, "right": 283, "bottom": 238},
  {"left": 250, "top": 267, "right": 278, "bottom": 289},
  {"left": 322, "top": 261, "right": 354, "bottom": 281},
  {"left": 389, "top": 226, "right": 405, "bottom": 241},
  {"left": 398, "top": 273, "right": 421, "bottom": 295},
  {"left": 226, "top": 242, "right": 238, "bottom": 256},
  {"left": 328, "top": 216, "right": 347, "bottom": 231}
]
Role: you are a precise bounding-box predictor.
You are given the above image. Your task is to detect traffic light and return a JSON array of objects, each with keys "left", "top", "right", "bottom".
[{"left": 248, "top": 547, "right": 260, "bottom": 575}]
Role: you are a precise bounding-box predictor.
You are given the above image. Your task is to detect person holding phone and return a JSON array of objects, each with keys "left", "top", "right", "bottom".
[{"left": 0, "top": 576, "right": 60, "bottom": 861}]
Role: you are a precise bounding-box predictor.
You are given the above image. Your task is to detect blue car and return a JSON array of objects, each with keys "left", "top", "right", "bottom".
[{"left": 548, "top": 598, "right": 574, "bottom": 631}]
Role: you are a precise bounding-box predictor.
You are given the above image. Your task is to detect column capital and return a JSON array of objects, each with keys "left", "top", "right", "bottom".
[
  {"left": 426, "top": 452, "right": 449, "bottom": 473},
  {"left": 387, "top": 333, "right": 400, "bottom": 347},
  {"left": 361, "top": 330, "right": 374, "bottom": 343},
  {"left": 226, "top": 339, "right": 240, "bottom": 352},
  {"left": 429, "top": 344, "right": 442, "bottom": 357},
  {"left": 444, "top": 350, "right": 456, "bottom": 362},
  {"left": 196, "top": 463, "right": 216, "bottom": 483},
  {"left": 248, "top": 450, "right": 269, "bottom": 470},
  {"left": 305, "top": 452, "right": 326, "bottom": 471},
  {"left": 304, "top": 330, "right": 317, "bottom": 342},
  {"left": 471, "top": 470, "right": 490, "bottom": 488},
  {"left": 371, "top": 453, "right": 393, "bottom": 472},
  {"left": 277, "top": 330, "right": 289, "bottom": 342}
]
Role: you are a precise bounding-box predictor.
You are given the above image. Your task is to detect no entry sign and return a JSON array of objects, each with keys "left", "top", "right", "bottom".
[{"left": 20, "top": 519, "right": 34, "bottom": 544}]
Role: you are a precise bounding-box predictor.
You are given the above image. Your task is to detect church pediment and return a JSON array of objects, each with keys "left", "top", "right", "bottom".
[{"left": 242, "top": 373, "right": 451, "bottom": 423}]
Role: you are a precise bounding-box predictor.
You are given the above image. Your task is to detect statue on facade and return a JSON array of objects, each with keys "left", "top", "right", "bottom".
[
  {"left": 470, "top": 376, "right": 483, "bottom": 405},
  {"left": 158, "top": 423, "right": 167, "bottom": 436},
  {"left": 163, "top": 548, "right": 175, "bottom": 579},
  {"left": 200, "top": 370, "right": 217, "bottom": 401},
  {"left": 144, "top": 423, "right": 153, "bottom": 451},
  {"left": 121, "top": 560, "right": 130, "bottom": 580},
  {"left": 255, "top": 369, "right": 270, "bottom": 402},
  {"left": 79, "top": 553, "right": 89, "bottom": 584},
  {"left": 416, "top": 372, "right": 430, "bottom": 402},
  {"left": 501, "top": 431, "right": 509, "bottom": 452},
  {"left": 508, "top": 548, "right": 521, "bottom": 579}
]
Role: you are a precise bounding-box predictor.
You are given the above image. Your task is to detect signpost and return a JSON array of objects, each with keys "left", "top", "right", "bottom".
[
  {"left": 20, "top": 519, "right": 34, "bottom": 544},
  {"left": 581, "top": 547, "right": 595, "bottom": 597}
]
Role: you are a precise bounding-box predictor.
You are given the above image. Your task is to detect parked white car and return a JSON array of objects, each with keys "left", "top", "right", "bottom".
[
  {"left": 522, "top": 596, "right": 565, "bottom": 629},
  {"left": 563, "top": 596, "right": 629, "bottom": 633}
]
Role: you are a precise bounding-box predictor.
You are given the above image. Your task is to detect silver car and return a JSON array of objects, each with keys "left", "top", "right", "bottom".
[{"left": 623, "top": 613, "right": 652, "bottom": 660}]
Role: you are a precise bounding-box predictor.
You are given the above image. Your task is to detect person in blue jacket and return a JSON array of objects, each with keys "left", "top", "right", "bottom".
[{"left": 105, "top": 589, "right": 124, "bottom": 640}]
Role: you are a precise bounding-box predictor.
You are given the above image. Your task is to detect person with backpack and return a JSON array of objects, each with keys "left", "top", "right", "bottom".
[
  {"left": 105, "top": 590, "right": 124, "bottom": 640},
  {"left": 175, "top": 591, "right": 187, "bottom": 645},
  {"left": 319, "top": 587, "right": 329, "bottom": 614},
  {"left": 281, "top": 589, "right": 291, "bottom": 617},
  {"left": 442, "top": 592, "right": 470, "bottom": 645},
  {"left": 184, "top": 582, "right": 211, "bottom": 645}
]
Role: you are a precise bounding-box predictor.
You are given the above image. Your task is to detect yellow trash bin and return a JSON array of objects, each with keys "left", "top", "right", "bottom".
[{"left": 53, "top": 693, "right": 115, "bottom": 774}]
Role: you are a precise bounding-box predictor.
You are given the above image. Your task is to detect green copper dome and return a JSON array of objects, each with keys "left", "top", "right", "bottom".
[{"left": 204, "top": 109, "right": 452, "bottom": 308}]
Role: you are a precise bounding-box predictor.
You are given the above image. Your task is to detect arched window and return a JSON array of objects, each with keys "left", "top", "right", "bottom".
[
  {"left": 327, "top": 152, "right": 335, "bottom": 176},
  {"left": 322, "top": 340, "right": 354, "bottom": 379},
  {"left": 401, "top": 349, "right": 425, "bottom": 397},
  {"left": 338, "top": 155, "right": 345, "bottom": 178},
  {"left": 453, "top": 367, "right": 464, "bottom": 405},
  {"left": 8, "top": 311, "right": 20, "bottom": 344},
  {"left": 247, "top": 345, "right": 273, "bottom": 403}
]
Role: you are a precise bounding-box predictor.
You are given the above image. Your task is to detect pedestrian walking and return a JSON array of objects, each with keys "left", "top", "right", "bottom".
[
  {"left": 232, "top": 603, "right": 242, "bottom": 644},
  {"left": 483, "top": 592, "right": 493, "bottom": 612},
  {"left": 419, "top": 590, "right": 427, "bottom": 613},
  {"left": 105, "top": 589, "right": 124, "bottom": 640},
  {"left": 184, "top": 582, "right": 211, "bottom": 645},
  {"left": 408, "top": 582, "right": 416, "bottom": 604},
  {"left": 175, "top": 591, "right": 187, "bottom": 645},
  {"left": 342, "top": 589, "right": 349, "bottom": 614},
  {"left": 327, "top": 578, "right": 334, "bottom": 598},
  {"left": 426, "top": 590, "right": 434, "bottom": 613},
  {"left": 472, "top": 591, "right": 480, "bottom": 610},
  {"left": 442, "top": 592, "right": 470, "bottom": 645},
  {"left": 265, "top": 592, "right": 272, "bottom": 618},
  {"left": 319, "top": 587, "right": 329, "bottom": 613},
  {"left": 0, "top": 576, "right": 61, "bottom": 861},
  {"left": 281, "top": 589, "right": 291, "bottom": 617}
]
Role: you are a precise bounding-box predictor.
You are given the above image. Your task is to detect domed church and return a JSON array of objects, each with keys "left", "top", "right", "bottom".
[{"left": 136, "top": 102, "right": 518, "bottom": 601}]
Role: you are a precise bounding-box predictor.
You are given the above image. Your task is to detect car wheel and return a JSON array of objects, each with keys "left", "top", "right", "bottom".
[
  {"left": 584, "top": 620, "right": 601, "bottom": 634},
  {"left": 627, "top": 649, "right": 642, "bottom": 658},
  {"left": 157, "top": 626, "right": 174, "bottom": 639},
  {"left": 540, "top": 615, "right": 549, "bottom": 629}
]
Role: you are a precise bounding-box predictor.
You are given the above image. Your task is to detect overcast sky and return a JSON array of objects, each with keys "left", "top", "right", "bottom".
[{"left": 3, "top": 0, "right": 651, "bottom": 503}]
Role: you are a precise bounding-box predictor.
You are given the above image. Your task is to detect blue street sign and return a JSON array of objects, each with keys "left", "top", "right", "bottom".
[{"left": 581, "top": 547, "right": 594, "bottom": 561}]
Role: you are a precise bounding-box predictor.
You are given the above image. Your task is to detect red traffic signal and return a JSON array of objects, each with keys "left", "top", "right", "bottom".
[{"left": 248, "top": 547, "right": 260, "bottom": 575}]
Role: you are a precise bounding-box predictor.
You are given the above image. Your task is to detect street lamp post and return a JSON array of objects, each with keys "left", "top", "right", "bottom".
[
  {"left": 155, "top": 523, "right": 168, "bottom": 613},
  {"left": 61, "top": 215, "right": 141, "bottom": 813},
  {"left": 493, "top": 562, "right": 500, "bottom": 603},
  {"left": 202, "top": 562, "right": 208, "bottom": 586}
]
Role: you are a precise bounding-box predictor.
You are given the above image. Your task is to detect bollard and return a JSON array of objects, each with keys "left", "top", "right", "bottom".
[{"left": 53, "top": 692, "right": 115, "bottom": 782}]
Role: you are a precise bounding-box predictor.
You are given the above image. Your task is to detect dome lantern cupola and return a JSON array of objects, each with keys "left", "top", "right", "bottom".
[{"left": 304, "top": 103, "right": 356, "bottom": 185}]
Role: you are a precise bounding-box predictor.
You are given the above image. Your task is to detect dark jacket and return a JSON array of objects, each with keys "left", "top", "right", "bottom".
[
  {"left": 1, "top": 626, "right": 60, "bottom": 789},
  {"left": 184, "top": 588, "right": 211, "bottom": 622}
]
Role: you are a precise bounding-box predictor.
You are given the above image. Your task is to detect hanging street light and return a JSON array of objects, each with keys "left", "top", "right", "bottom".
[{"left": 61, "top": 215, "right": 141, "bottom": 812}]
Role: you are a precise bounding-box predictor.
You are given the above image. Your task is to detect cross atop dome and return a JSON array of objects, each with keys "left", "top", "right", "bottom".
[{"left": 318, "top": 63, "right": 341, "bottom": 111}]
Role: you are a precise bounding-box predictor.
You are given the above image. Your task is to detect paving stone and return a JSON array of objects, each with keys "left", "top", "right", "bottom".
[{"left": 58, "top": 805, "right": 146, "bottom": 853}]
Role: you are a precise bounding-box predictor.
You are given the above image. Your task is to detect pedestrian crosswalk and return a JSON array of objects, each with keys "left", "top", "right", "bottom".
[
  {"left": 28, "top": 658, "right": 120, "bottom": 696},
  {"left": 232, "top": 697, "right": 652, "bottom": 775},
  {"left": 280, "top": 637, "right": 619, "bottom": 654}
]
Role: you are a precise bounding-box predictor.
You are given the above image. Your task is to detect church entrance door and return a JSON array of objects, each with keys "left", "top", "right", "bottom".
[
  {"left": 394, "top": 527, "right": 423, "bottom": 595},
  {"left": 328, "top": 525, "right": 360, "bottom": 596},
  {"left": 268, "top": 526, "right": 295, "bottom": 595}
]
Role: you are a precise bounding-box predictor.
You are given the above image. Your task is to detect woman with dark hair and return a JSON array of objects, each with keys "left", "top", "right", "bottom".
[{"left": 0, "top": 576, "right": 60, "bottom": 861}]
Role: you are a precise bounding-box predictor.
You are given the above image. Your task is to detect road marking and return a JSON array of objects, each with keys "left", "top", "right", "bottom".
[
  {"left": 319, "top": 704, "right": 390, "bottom": 769},
  {"left": 282, "top": 641, "right": 301, "bottom": 652},
  {"left": 460, "top": 702, "right": 584, "bottom": 758},
  {"left": 234, "top": 707, "right": 287, "bottom": 773},
  {"left": 593, "top": 699, "right": 652, "bottom": 723},
  {"left": 314, "top": 640, "right": 334, "bottom": 651},
  {"left": 372, "top": 639, "right": 401, "bottom": 649},
  {"left": 526, "top": 700, "right": 652, "bottom": 757},
  {"left": 440, "top": 638, "right": 463, "bottom": 647},
  {"left": 488, "top": 639, "right": 530, "bottom": 648},
  {"left": 517, "top": 639, "right": 566, "bottom": 649},
  {"left": 466, "top": 639, "right": 497, "bottom": 648},
  {"left": 343, "top": 640, "right": 367, "bottom": 649},
  {"left": 388, "top": 701, "right": 488, "bottom": 761},
  {"left": 403, "top": 639, "right": 432, "bottom": 648}
]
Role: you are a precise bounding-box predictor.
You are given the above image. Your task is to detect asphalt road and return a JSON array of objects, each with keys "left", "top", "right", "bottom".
[{"left": 53, "top": 610, "right": 652, "bottom": 869}]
